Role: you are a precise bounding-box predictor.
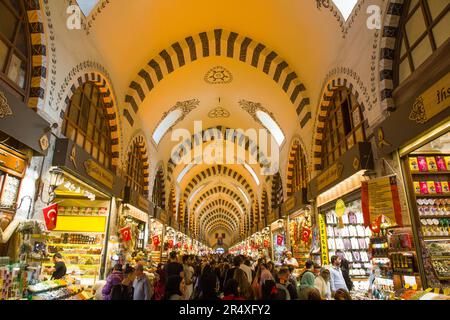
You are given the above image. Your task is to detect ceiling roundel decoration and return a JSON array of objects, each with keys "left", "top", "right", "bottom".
[
  {"left": 204, "top": 66, "right": 233, "bottom": 84},
  {"left": 208, "top": 106, "right": 231, "bottom": 118}
]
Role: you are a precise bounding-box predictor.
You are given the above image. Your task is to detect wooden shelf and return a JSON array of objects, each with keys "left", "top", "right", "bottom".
[
  {"left": 415, "top": 194, "right": 450, "bottom": 198},
  {"left": 411, "top": 171, "right": 450, "bottom": 175},
  {"left": 418, "top": 215, "right": 450, "bottom": 219},
  {"left": 430, "top": 256, "right": 450, "bottom": 260},
  {"left": 423, "top": 236, "right": 450, "bottom": 240},
  {"left": 46, "top": 243, "right": 103, "bottom": 248}
]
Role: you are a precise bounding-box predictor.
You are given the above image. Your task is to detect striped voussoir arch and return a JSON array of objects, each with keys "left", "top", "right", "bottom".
[
  {"left": 62, "top": 72, "right": 121, "bottom": 169},
  {"left": 126, "top": 135, "right": 150, "bottom": 194},
  {"left": 261, "top": 190, "right": 269, "bottom": 222},
  {"left": 196, "top": 199, "right": 243, "bottom": 236},
  {"left": 271, "top": 172, "right": 284, "bottom": 210},
  {"left": 286, "top": 138, "right": 308, "bottom": 196},
  {"left": 170, "top": 126, "right": 271, "bottom": 169},
  {"left": 207, "top": 224, "right": 235, "bottom": 239},
  {"left": 180, "top": 165, "right": 256, "bottom": 216},
  {"left": 312, "top": 77, "right": 369, "bottom": 173},
  {"left": 25, "top": 0, "right": 47, "bottom": 109},
  {"left": 379, "top": 0, "right": 406, "bottom": 112},
  {"left": 191, "top": 185, "right": 247, "bottom": 214},
  {"left": 124, "top": 29, "right": 311, "bottom": 128},
  {"left": 201, "top": 211, "right": 239, "bottom": 232},
  {"left": 152, "top": 165, "right": 166, "bottom": 208}
]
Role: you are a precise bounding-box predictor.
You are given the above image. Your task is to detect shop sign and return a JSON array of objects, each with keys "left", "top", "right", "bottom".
[
  {"left": 361, "top": 175, "right": 403, "bottom": 227},
  {"left": 316, "top": 162, "right": 344, "bottom": 192},
  {"left": 335, "top": 199, "right": 346, "bottom": 217},
  {"left": 0, "top": 144, "right": 27, "bottom": 178},
  {"left": 138, "top": 195, "right": 150, "bottom": 212},
  {"left": 159, "top": 209, "right": 168, "bottom": 224},
  {"left": 84, "top": 159, "right": 114, "bottom": 189},
  {"left": 318, "top": 214, "right": 329, "bottom": 265},
  {"left": 409, "top": 72, "right": 450, "bottom": 124}
]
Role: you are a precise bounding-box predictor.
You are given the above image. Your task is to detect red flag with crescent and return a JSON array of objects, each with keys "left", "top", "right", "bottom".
[
  {"left": 302, "top": 227, "right": 312, "bottom": 243},
  {"left": 263, "top": 239, "right": 269, "bottom": 248},
  {"left": 43, "top": 203, "right": 58, "bottom": 230},
  {"left": 120, "top": 226, "right": 132, "bottom": 242},
  {"left": 152, "top": 235, "right": 160, "bottom": 247}
]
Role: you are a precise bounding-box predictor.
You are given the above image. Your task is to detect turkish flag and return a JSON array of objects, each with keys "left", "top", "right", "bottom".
[
  {"left": 276, "top": 234, "right": 284, "bottom": 246},
  {"left": 263, "top": 239, "right": 269, "bottom": 248},
  {"left": 152, "top": 235, "right": 160, "bottom": 247},
  {"left": 43, "top": 203, "right": 58, "bottom": 230},
  {"left": 177, "top": 242, "right": 182, "bottom": 248},
  {"left": 302, "top": 227, "right": 311, "bottom": 243},
  {"left": 168, "top": 239, "right": 174, "bottom": 248},
  {"left": 120, "top": 226, "right": 132, "bottom": 242}
]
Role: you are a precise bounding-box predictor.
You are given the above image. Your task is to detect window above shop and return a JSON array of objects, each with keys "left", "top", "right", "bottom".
[
  {"left": 256, "top": 110, "right": 285, "bottom": 146},
  {"left": 76, "top": 0, "right": 100, "bottom": 17},
  {"left": 397, "top": 0, "right": 449, "bottom": 85},
  {"left": 332, "top": 0, "right": 358, "bottom": 21},
  {"left": 152, "top": 109, "right": 183, "bottom": 145}
]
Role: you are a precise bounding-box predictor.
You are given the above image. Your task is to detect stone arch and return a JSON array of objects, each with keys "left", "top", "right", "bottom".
[
  {"left": 191, "top": 185, "right": 247, "bottom": 214},
  {"left": 60, "top": 70, "right": 122, "bottom": 169},
  {"left": 312, "top": 73, "right": 370, "bottom": 173},
  {"left": 379, "top": 0, "right": 407, "bottom": 112},
  {"left": 286, "top": 137, "right": 309, "bottom": 197},
  {"left": 124, "top": 133, "right": 150, "bottom": 194},
  {"left": 124, "top": 29, "right": 311, "bottom": 129},
  {"left": 152, "top": 163, "right": 166, "bottom": 208},
  {"left": 24, "top": 0, "right": 47, "bottom": 109}
]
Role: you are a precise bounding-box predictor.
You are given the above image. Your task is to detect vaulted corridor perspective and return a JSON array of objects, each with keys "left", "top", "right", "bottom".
[{"left": 0, "top": 0, "right": 449, "bottom": 302}]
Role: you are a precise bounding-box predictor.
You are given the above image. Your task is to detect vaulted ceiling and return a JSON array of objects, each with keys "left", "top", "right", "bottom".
[{"left": 83, "top": 0, "right": 361, "bottom": 247}]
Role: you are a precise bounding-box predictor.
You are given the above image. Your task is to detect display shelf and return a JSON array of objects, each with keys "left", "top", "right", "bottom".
[
  {"left": 430, "top": 256, "right": 450, "bottom": 260},
  {"left": 42, "top": 263, "right": 99, "bottom": 268},
  {"left": 411, "top": 171, "right": 450, "bottom": 175},
  {"left": 415, "top": 194, "right": 450, "bottom": 198},
  {"left": 418, "top": 215, "right": 450, "bottom": 219},
  {"left": 423, "top": 236, "right": 450, "bottom": 240},
  {"left": 46, "top": 243, "right": 103, "bottom": 248}
]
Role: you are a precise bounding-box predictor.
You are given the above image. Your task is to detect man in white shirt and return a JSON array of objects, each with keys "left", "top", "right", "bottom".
[
  {"left": 329, "top": 255, "right": 349, "bottom": 295},
  {"left": 283, "top": 251, "right": 299, "bottom": 268},
  {"left": 239, "top": 255, "right": 253, "bottom": 284}
]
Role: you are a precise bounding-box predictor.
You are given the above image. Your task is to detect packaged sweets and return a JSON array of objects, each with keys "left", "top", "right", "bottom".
[
  {"left": 409, "top": 157, "right": 419, "bottom": 171},
  {"left": 445, "top": 157, "right": 450, "bottom": 170},
  {"left": 426, "top": 157, "right": 438, "bottom": 171},
  {"left": 418, "top": 157, "right": 428, "bottom": 172},
  {"left": 442, "top": 181, "right": 450, "bottom": 193},
  {"left": 427, "top": 181, "right": 436, "bottom": 194},
  {"left": 435, "top": 181, "right": 443, "bottom": 194},
  {"left": 413, "top": 181, "right": 421, "bottom": 194},
  {"left": 420, "top": 181, "right": 429, "bottom": 194},
  {"left": 436, "top": 156, "right": 447, "bottom": 171}
]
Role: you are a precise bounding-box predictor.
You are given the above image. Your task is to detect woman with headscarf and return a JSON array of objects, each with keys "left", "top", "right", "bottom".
[{"left": 314, "top": 267, "right": 332, "bottom": 300}]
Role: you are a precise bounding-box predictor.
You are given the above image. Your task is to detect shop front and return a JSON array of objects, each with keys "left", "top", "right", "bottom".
[
  {"left": 29, "top": 138, "right": 124, "bottom": 287},
  {"left": 148, "top": 209, "right": 164, "bottom": 266},
  {"left": 309, "top": 142, "right": 375, "bottom": 291},
  {"left": 374, "top": 70, "right": 450, "bottom": 294},
  {"left": 117, "top": 186, "right": 151, "bottom": 264},
  {"left": 283, "top": 190, "right": 313, "bottom": 271},
  {"left": 0, "top": 83, "right": 51, "bottom": 258}
]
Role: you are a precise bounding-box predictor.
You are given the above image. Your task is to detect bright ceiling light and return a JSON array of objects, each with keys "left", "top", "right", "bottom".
[
  {"left": 236, "top": 186, "right": 249, "bottom": 204},
  {"left": 177, "top": 163, "right": 195, "bottom": 184},
  {"left": 189, "top": 185, "right": 205, "bottom": 203},
  {"left": 332, "top": 0, "right": 358, "bottom": 21},
  {"left": 76, "top": 0, "right": 100, "bottom": 16},
  {"left": 153, "top": 109, "right": 183, "bottom": 145},
  {"left": 243, "top": 162, "right": 260, "bottom": 186},
  {"left": 256, "top": 110, "right": 285, "bottom": 146}
]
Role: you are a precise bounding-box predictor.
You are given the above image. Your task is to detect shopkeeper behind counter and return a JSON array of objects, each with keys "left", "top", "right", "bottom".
[{"left": 46, "top": 253, "right": 67, "bottom": 280}]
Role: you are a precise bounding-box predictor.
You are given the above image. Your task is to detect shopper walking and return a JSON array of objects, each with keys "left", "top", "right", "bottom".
[
  {"left": 233, "top": 268, "right": 254, "bottom": 300},
  {"left": 277, "top": 267, "right": 295, "bottom": 300},
  {"left": 336, "top": 250, "right": 353, "bottom": 291},
  {"left": 152, "top": 263, "right": 165, "bottom": 300},
  {"left": 182, "top": 255, "right": 195, "bottom": 300},
  {"left": 165, "top": 251, "right": 184, "bottom": 278},
  {"left": 298, "top": 260, "right": 316, "bottom": 299},
  {"left": 222, "top": 279, "right": 245, "bottom": 300},
  {"left": 239, "top": 255, "right": 253, "bottom": 284},
  {"left": 165, "top": 275, "right": 184, "bottom": 300},
  {"left": 222, "top": 255, "right": 242, "bottom": 288},
  {"left": 102, "top": 263, "right": 124, "bottom": 300},
  {"left": 314, "top": 267, "right": 332, "bottom": 300},
  {"left": 329, "top": 255, "right": 349, "bottom": 295},
  {"left": 133, "top": 263, "right": 153, "bottom": 300},
  {"left": 111, "top": 264, "right": 135, "bottom": 300}
]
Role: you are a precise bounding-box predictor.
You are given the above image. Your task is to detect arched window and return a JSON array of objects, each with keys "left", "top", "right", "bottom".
[
  {"left": 152, "top": 167, "right": 165, "bottom": 208},
  {"left": 62, "top": 82, "right": 113, "bottom": 170},
  {"left": 397, "top": 0, "right": 449, "bottom": 85},
  {"left": 272, "top": 173, "right": 284, "bottom": 210},
  {"left": 0, "top": 0, "right": 31, "bottom": 100},
  {"left": 321, "top": 87, "right": 366, "bottom": 168},
  {"left": 288, "top": 144, "right": 308, "bottom": 197},
  {"left": 125, "top": 141, "right": 147, "bottom": 197}
]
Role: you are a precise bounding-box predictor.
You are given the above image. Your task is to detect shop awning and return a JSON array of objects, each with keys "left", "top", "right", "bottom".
[{"left": 0, "top": 84, "right": 51, "bottom": 156}]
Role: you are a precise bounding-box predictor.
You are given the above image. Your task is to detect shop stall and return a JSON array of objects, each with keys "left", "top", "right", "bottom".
[
  {"left": 28, "top": 138, "right": 124, "bottom": 287},
  {"left": 309, "top": 142, "right": 375, "bottom": 289},
  {"left": 0, "top": 83, "right": 51, "bottom": 258},
  {"left": 270, "top": 219, "right": 287, "bottom": 266},
  {"left": 148, "top": 216, "right": 164, "bottom": 266},
  {"left": 374, "top": 71, "right": 450, "bottom": 291}
]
